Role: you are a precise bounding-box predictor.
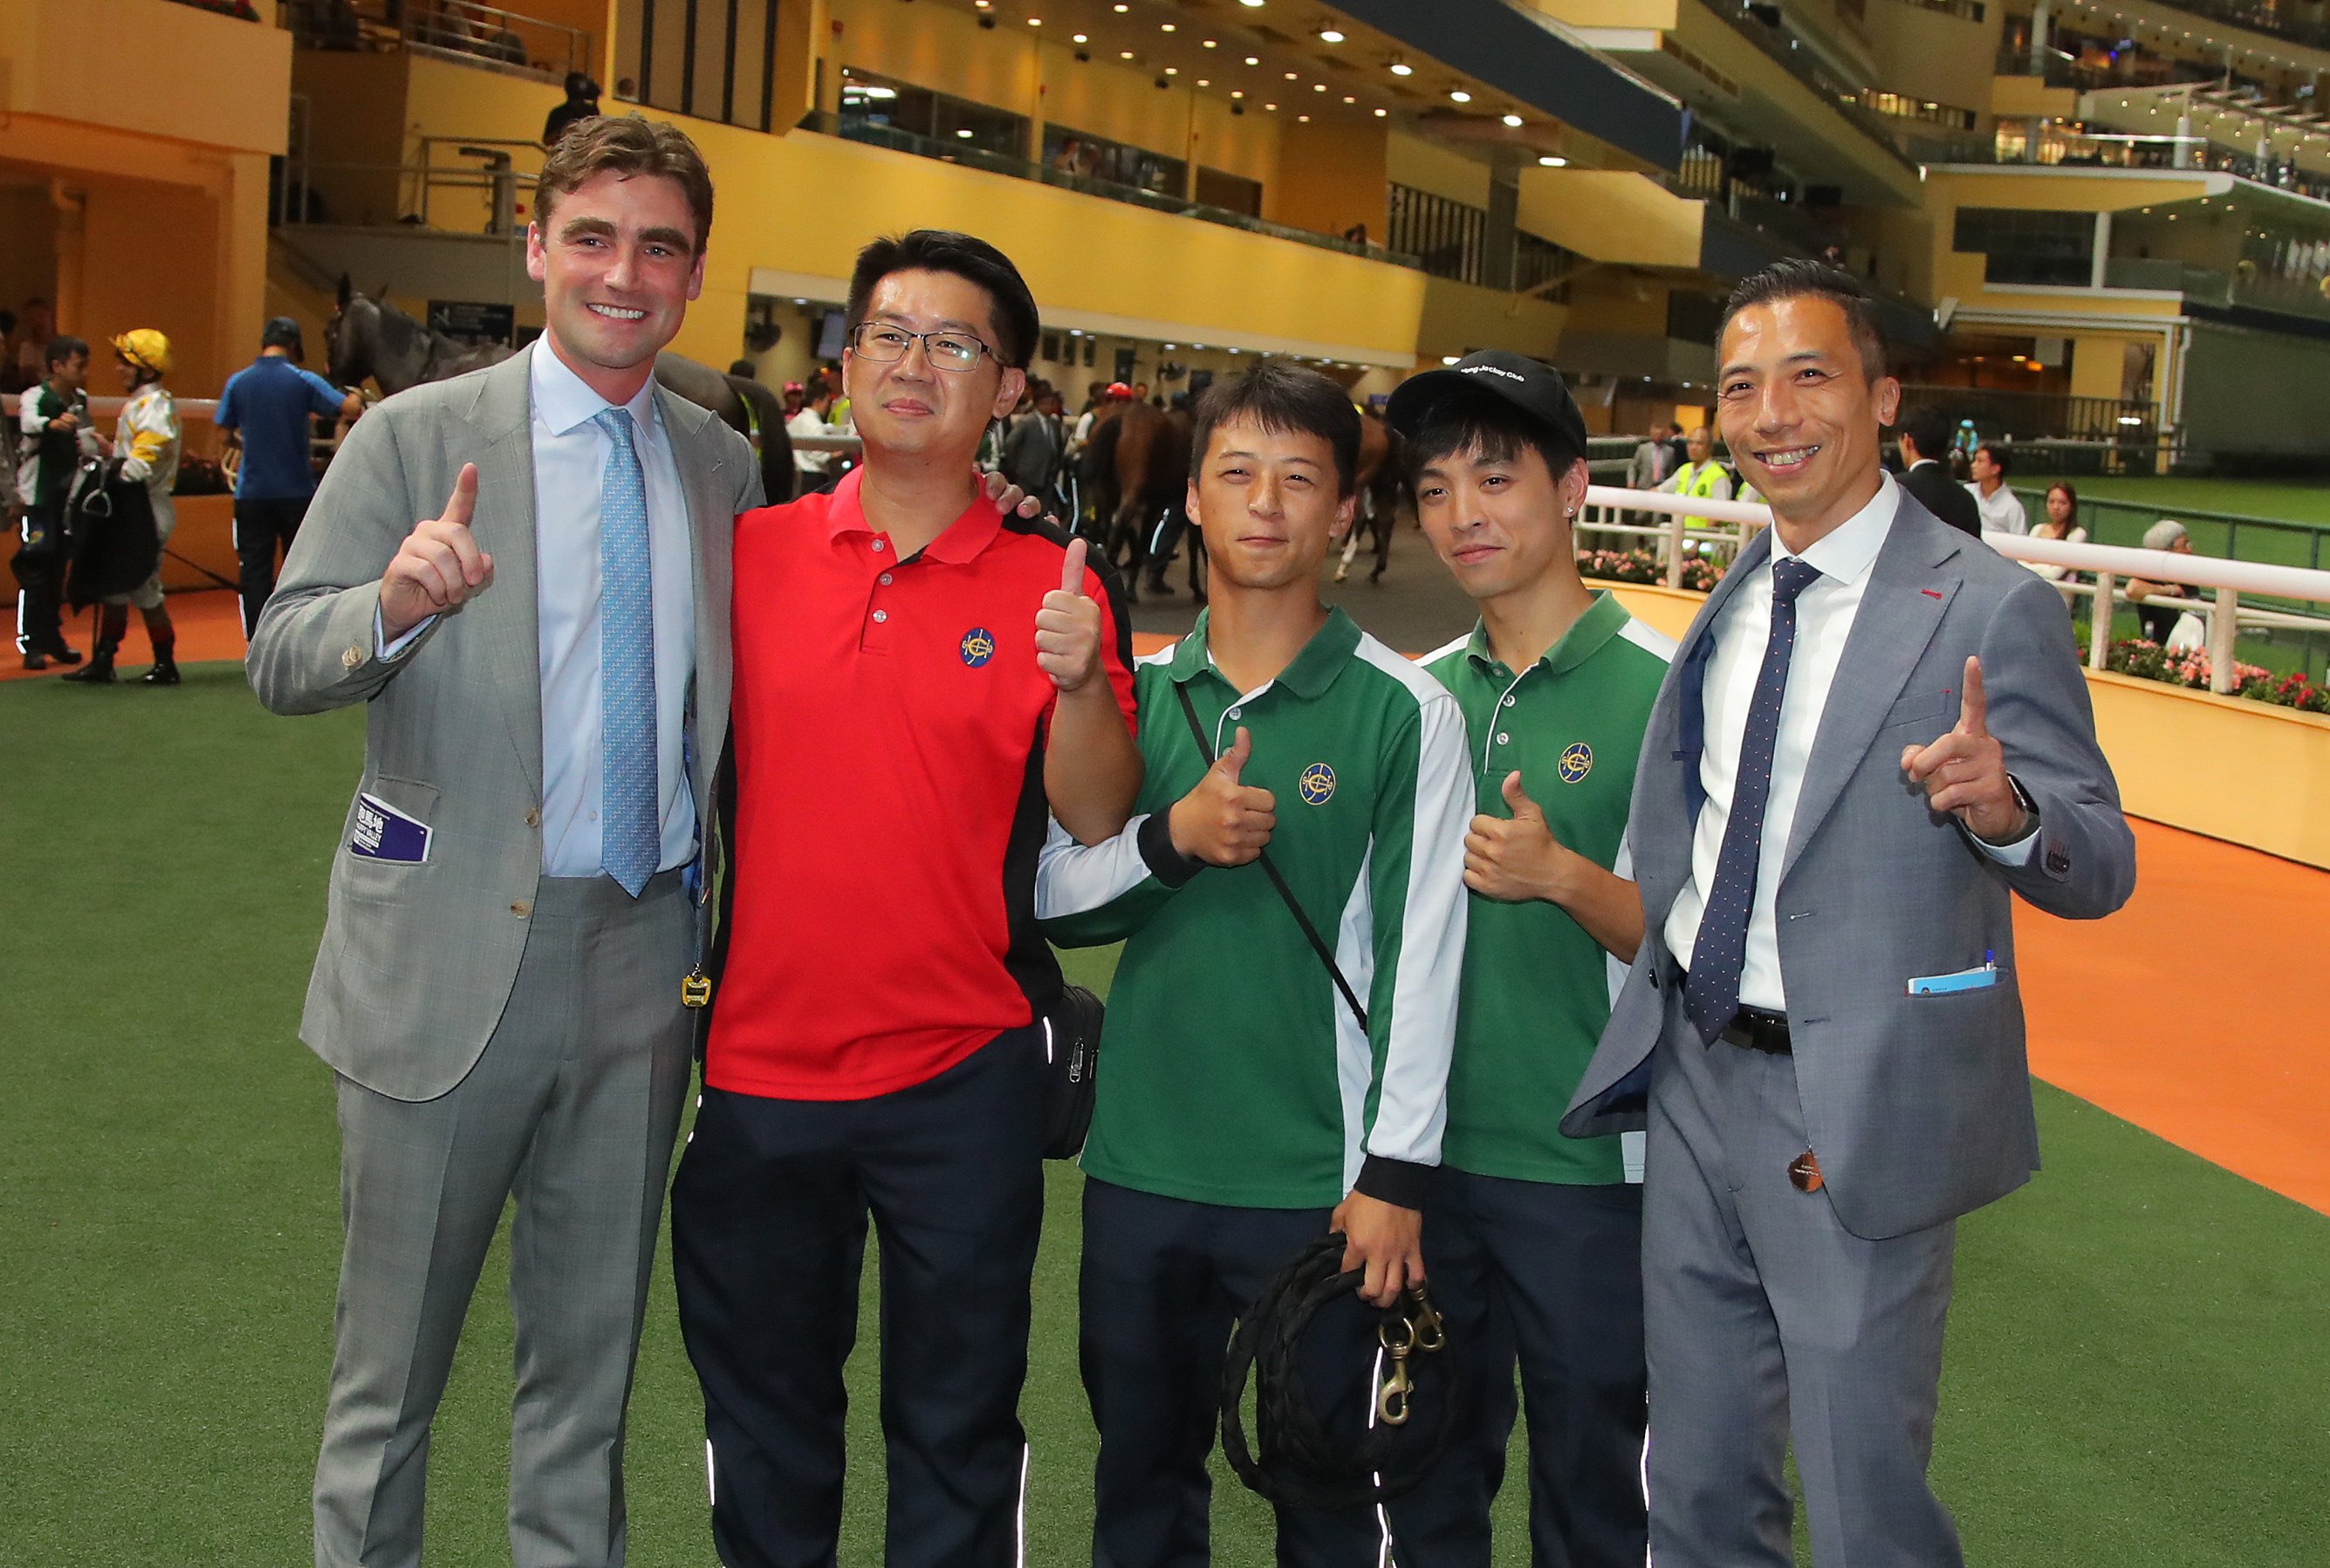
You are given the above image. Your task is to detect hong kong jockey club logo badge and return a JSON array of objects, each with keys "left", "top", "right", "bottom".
[
  {"left": 1299, "top": 762, "right": 1337, "bottom": 805},
  {"left": 960, "top": 627, "right": 997, "bottom": 668},
  {"left": 1558, "top": 743, "right": 1593, "bottom": 784}
]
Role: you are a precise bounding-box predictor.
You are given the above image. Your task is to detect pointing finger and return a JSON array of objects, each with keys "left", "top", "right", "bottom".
[
  {"left": 1956, "top": 655, "right": 1988, "bottom": 737},
  {"left": 1061, "top": 535, "right": 1089, "bottom": 597},
  {"left": 441, "top": 463, "right": 479, "bottom": 530},
  {"left": 1502, "top": 770, "right": 1543, "bottom": 820}
]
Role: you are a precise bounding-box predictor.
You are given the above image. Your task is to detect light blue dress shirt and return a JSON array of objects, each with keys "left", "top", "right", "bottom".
[{"left": 528, "top": 342, "right": 697, "bottom": 878}]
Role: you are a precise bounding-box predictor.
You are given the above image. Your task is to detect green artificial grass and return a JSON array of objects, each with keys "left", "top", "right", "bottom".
[{"left": 3, "top": 669, "right": 2327, "bottom": 1565}]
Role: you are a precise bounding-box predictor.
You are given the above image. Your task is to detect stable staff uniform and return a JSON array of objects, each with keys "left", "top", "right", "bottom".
[
  {"left": 1388, "top": 594, "right": 1673, "bottom": 1568},
  {"left": 216, "top": 353, "right": 348, "bottom": 638},
  {"left": 1038, "top": 607, "right": 1471, "bottom": 1568},
  {"left": 15, "top": 382, "right": 94, "bottom": 657},
  {"left": 1656, "top": 457, "right": 1733, "bottom": 536},
  {"left": 674, "top": 466, "right": 1136, "bottom": 1568}
]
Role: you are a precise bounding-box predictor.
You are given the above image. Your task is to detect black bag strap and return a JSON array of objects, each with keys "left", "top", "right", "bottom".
[{"left": 1175, "top": 681, "right": 1368, "bottom": 1034}]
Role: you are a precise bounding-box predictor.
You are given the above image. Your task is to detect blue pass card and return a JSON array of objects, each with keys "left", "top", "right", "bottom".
[{"left": 351, "top": 793, "right": 432, "bottom": 864}]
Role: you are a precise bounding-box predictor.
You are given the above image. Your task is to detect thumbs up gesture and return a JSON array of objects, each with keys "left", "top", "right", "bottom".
[
  {"left": 1463, "top": 770, "right": 1574, "bottom": 903},
  {"left": 1035, "top": 535, "right": 1105, "bottom": 694},
  {"left": 380, "top": 463, "right": 495, "bottom": 640},
  {"left": 1901, "top": 656, "right": 2028, "bottom": 844},
  {"left": 1168, "top": 726, "right": 1277, "bottom": 866}
]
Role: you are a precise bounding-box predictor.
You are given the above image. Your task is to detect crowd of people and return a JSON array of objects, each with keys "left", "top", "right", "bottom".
[{"left": 214, "top": 114, "right": 2148, "bottom": 1568}]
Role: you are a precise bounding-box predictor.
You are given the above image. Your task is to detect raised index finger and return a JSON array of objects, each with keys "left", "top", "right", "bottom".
[
  {"left": 1060, "top": 534, "right": 1089, "bottom": 597},
  {"left": 441, "top": 462, "right": 479, "bottom": 530},
  {"left": 1956, "top": 655, "right": 1987, "bottom": 736}
]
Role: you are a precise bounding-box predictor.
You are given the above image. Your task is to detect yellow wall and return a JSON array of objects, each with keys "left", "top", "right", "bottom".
[
  {"left": 1522, "top": 0, "right": 1682, "bottom": 31},
  {"left": 1607, "top": 585, "right": 2330, "bottom": 870},
  {"left": 0, "top": 0, "right": 291, "bottom": 156},
  {"left": 1867, "top": 0, "right": 2001, "bottom": 124},
  {"left": 1273, "top": 120, "right": 1389, "bottom": 244},
  {"left": 1416, "top": 275, "right": 1569, "bottom": 362},
  {"left": 1518, "top": 168, "right": 1702, "bottom": 268},
  {"left": 1991, "top": 75, "right": 2078, "bottom": 120},
  {"left": 1387, "top": 132, "right": 1492, "bottom": 209}
]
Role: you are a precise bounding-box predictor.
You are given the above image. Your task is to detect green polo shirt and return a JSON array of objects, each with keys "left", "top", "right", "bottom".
[
  {"left": 1422, "top": 592, "right": 1674, "bottom": 1185},
  {"left": 1038, "top": 607, "right": 1473, "bottom": 1210}
]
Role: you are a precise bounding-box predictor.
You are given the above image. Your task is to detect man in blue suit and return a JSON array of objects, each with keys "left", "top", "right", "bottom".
[{"left": 1564, "top": 259, "right": 2136, "bottom": 1566}]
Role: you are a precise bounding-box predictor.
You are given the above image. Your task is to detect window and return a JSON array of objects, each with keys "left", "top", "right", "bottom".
[
  {"left": 1196, "top": 166, "right": 1263, "bottom": 218},
  {"left": 624, "top": 0, "right": 782, "bottom": 133},
  {"left": 1953, "top": 207, "right": 2094, "bottom": 286},
  {"left": 1042, "top": 125, "right": 1186, "bottom": 198},
  {"left": 1389, "top": 184, "right": 1488, "bottom": 286},
  {"left": 839, "top": 69, "right": 1030, "bottom": 162}
]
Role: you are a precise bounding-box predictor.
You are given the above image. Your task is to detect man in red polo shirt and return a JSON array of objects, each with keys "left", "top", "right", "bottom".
[{"left": 672, "top": 229, "right": 1141, "bottom": 1568}]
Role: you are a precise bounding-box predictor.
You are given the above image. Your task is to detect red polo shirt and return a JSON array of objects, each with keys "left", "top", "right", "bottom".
[{"left": 707, "top": 468, "right": 1138, "bottom": 1099}]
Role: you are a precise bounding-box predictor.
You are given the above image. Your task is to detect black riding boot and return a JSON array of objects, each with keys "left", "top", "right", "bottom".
[
  {"left": 62, "top": 605, "right": 129, "bottom": 684},
  {"left": 139, "top": 604, "right": 180, "bottom": 685}
]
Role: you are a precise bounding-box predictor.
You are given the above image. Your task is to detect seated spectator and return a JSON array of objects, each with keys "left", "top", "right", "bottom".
[{"left": 2128, "top": 518, "right": 2200, "bottom": 646}]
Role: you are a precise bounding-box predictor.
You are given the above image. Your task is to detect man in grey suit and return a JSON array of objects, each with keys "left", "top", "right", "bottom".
[
  {"left": 1629, "top": 419, "right": 1676, "bottom": 490},
  {"left": 247, "top": 117, "right": 759, "bottom": 1568},
  {"left": 1563, "top": 260, "right": 2135, "bottom": 1566}
]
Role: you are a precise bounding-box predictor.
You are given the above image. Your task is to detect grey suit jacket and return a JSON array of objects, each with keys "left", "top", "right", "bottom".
[
  {"left": 248, "top": 346, "right": 764, "bottom": 1101},
  {"left": 1562, "top": 490, "right": 2136, "bottom": 1238}
]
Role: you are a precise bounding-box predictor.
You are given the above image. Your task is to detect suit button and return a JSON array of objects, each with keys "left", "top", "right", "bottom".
[
  {"left": 524, "top": 808, "right": 541, "bottom": 828},
  {"left": 341, "top": 645, "right": 365, "bottom": 671},
  {"left": 511, "top": 900, "right": 532, "bottom": 917}
]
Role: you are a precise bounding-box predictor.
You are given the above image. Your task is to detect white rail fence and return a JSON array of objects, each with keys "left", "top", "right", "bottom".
[{"left": 1580, "top": 486, "right": 2330, "bottom": 696}]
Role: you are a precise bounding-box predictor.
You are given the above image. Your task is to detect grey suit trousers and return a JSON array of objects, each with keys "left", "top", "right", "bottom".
[
  {"left": 313, "top": 870, "right": 694, "bottom": 1568},
  {"left": 1642, "top": 983, "right": 1963, "bottom": 1568}
]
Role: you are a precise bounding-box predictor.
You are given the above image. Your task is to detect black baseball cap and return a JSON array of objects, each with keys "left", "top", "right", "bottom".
[{"left": 1386, "top": 350, "right": 1589, "bottom": 458}]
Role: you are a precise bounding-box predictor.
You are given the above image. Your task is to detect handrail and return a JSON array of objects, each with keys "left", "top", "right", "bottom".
[{"left": 1582, "top": 485, "right": 2330, "bottom": 694}]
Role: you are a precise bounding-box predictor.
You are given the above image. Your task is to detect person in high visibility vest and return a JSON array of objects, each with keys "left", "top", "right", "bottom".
[{"left": 1652, "top": 422, "right": 1733, "bottom": 536}]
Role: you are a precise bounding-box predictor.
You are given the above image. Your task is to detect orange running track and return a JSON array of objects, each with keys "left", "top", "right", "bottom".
[{"left": 17, "top": 602, "right": 2327, "bottom": 1214}]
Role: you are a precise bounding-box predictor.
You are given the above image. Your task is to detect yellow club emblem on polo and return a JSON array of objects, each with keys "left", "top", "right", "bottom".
[
  {"left": 1299, "top": 762, "right": 1337, "bottom": 805},
  {"left": 1558, "top": 743, "right": 1593, "bottom": 784}
]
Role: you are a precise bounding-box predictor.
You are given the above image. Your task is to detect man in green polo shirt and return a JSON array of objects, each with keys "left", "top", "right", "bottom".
[
  {"left": 1037, "top": 360, "right": 1472, "bottom": 1568},
  {"left": 1384, "top": 351, "right": 1674, "bottom": 1568}
]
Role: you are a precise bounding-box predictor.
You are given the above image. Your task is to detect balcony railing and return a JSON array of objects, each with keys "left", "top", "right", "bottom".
[
  {"left": 1702, "top": 1, "right": 1918, "bottom": 172},
  {"left": 281, "top": 0, "right": 585, "bottom": 83},
  {"left": 1897, "top": 382, "right": 2157, "bottom": 445},
  {"left": 799, "top": 113, "right": 1416, "bottom": 269}
]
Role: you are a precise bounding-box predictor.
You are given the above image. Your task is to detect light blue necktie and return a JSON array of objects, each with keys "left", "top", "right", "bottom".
[{"left": 594, "top": 407, "right": 658, "bottom": 897}]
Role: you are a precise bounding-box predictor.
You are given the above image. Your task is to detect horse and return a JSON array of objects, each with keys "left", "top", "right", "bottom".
[
  {"left": 1333, "top": 411, "right": 1408, "bottom": 585},
  {"left": 1086, "top": 401, "right": 1197, "bottom": 604},
  {"left": 325, "top": 277, "right": 796, "bottom": 504}
]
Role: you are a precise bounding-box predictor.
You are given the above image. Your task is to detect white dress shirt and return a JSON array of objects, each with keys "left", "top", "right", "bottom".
[
  {"left": 1664, "top": 473, "right": 2032, "bottom": 1011},
  {"left": 1967, "top": 481, "right": 2027, "bottom": 534},
  {"left": 525, "top": 343, "right": 697, "bottom": 879}
]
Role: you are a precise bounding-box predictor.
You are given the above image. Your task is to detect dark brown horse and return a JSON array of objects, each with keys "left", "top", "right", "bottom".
[
  {"left": 1085, "top": 401, "right": 1198, "bottom": 603},
  {"left": 1333, "top": 410, "right": 1408, "bottom": 585},
  {"left": 325, "top": 278, "right": 795, "bottom": 503}
]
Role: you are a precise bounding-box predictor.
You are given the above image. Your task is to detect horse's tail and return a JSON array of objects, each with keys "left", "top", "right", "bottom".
[{"left": 730, "top": 375, "right": 796, "bottom": 505}]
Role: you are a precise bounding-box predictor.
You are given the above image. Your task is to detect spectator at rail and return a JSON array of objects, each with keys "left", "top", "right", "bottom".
[
  {"left": 1964, "top": 443, "right": 2028, "bottom": 534},
  {"left": 785, "top": 376, "right": 841, "bottom": 494},
  {"left": 13, "top": 333, "right": 95, "bottom": 669},
  {"left": 2128, "top": 518, "right": 2201, "bottom": 646},
  {"left": 1654, "top": 421, "right": 1734, "bottom": 538},
  {"left": 543, "top": 73, "right": 602, "bottom": 150},
  {"left": 1894, "top": 405, "right": 1982, "bottom": 538},
  {"left": 214, "top": 316, "right": 366, "bottom": 641},
  {"left": 1631, "top": 419, "right": 1677, "bottom": 489},
  {"left": 62, "top": 330, "right": 183, "bottom": 686},
  {"left": 2025, "top": 483, "right": 2089, "bottom": 608}
]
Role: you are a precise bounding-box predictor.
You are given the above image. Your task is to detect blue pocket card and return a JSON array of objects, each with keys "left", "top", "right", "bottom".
[
  {"left": 1907, "top": 963, "right": 1999, "bottom": 996},
  {"left": 351, "top": 793, "right": 432, "bottom": 864}
]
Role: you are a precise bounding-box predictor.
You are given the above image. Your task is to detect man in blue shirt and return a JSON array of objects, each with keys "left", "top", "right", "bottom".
[{"left": 214, "top": 317, "right": 362, "bottom": 639}]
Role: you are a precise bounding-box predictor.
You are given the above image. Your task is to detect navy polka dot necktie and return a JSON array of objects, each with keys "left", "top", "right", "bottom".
[{"left": 1684, "top": 555, "right": 1822, "bottom": 1042}]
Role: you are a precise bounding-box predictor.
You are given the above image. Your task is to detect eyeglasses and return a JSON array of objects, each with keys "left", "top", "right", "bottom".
[{"left": 850, "top": 322, "right": 994, "bottom": 373}]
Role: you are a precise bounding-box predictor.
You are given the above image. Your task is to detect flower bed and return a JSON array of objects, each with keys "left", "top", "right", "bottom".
[
  {"left": 2104, "top": 639, "right": 2330, "bottom": 714},
  {"left": 1578, "top": 547, "right": 1726, "bottom": 593}
]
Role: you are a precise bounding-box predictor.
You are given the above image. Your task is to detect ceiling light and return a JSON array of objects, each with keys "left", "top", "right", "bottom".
[
  {"left": 1244, "top": 55, "right": 1260, "bottom": 65},
  {"left": 1342, "top": 94, "right": 1356, "bottom": 103},
  {"left": 1285, "top": 71, "right": 1299, "bottom": 79},
  {"left": 1265, "top": 101, "right": 1278, "bottom": 110},
  {"left": 1203, "top": 38, "right": 1217, "bottom": 48},
  {"left": 1449, "top": 90, "right": 1472, "bottom": 103},
  {"left": 1442, "top": 355, "right": 1460, "bottom": 366},
  {"left": 1198, "top": 78, "right": 1210, "bottom": 86},
  {"left": 1319, "top": 28, "right": 1346, "bottom": 42},
  {"left": 1165, "top": 66, "right": 1177, "bottom": 74},
  {"left": 1502, "top": 113, "right": 1523, "bottom": 127},
  {"left": 1239, "top": 0, "right": 1264, "bottom": 7},
  {"left": 956, "top": 127, "right": 975, "bottom": 138},
  {"left": 1072, "top": 31, "right": 1086, "bottom": 40},
  {"left": 1231, "top": 89, "right": 1244, "bottom": 99},
  {"left": 1161, "top": 21, "right": 1175, "bottom": 31},
  {"left": 1298, "top": 113, "right": 1311, "bottom": 121},
  {"left": 1314, "top": 82, "right": 1326, "bottom": 92},
  {"left": 1026, "top": 14, "right": 1041, "bottom": 22},
  {"left": 1120, "top": 50, "right": 1134, "bottom": 58},
  {"left": 1374, "top": 106, "right": 1388, "bottom": 117},
  {"left": 1389, "top": 61, "right": 1412, "bottom": 76},
  {"left": 1538, "top": 154, "right": 1567, "bottom": 166}
]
